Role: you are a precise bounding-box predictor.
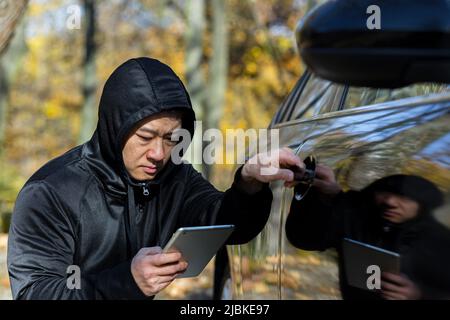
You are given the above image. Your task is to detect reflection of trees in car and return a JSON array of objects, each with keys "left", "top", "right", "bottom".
[
  {"left": 344, "top": 112, "right": 450, "bottom": 192},
  {"left": 286, "top": 170, "right": 450, "bottom": 299},
  {"left": 299, "top": 102, "right": 450, "bottom": 191},
  {"left": 344, "top": 83, "right": 450, "bottom": 110},
  {"left": 280, "top": 250, "right": 340, "bottom": 299}
]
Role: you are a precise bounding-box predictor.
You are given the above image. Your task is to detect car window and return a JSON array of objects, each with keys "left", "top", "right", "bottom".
[
  {"left": 343, "top": 83, "right": 450, "bottom": 110},
  {"left": 271, "top": 71, "right": 346, "bottom": 126}
]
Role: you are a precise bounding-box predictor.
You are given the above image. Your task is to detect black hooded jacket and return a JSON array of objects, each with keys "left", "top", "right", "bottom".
[
  {"left": 286, "top": 175, "right": 450, "bottom": 299},
  {"left": 7, "top": 58, "right": 272, "bottom": 300}
]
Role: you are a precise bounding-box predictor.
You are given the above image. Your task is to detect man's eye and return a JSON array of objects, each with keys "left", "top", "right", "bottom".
[
  {"left": 138, "top": 135, "right": 153, "bottom": 141},
  {"left": 164, "top": 137, "right": 178, "bottom": 146}
]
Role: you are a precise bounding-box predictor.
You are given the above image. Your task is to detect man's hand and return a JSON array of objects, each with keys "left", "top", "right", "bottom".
[
  {"left": 239, "top": 147, "right": 305, "bottom": 194},
  {"left": 131, "top": 246, "right": 188, "bottom": 296},
  {"left": 381, "top": 272, "right": 422, "bottom": 300},
  {"left": 312, "top": 164, "right": 342, "bottom": 197}
]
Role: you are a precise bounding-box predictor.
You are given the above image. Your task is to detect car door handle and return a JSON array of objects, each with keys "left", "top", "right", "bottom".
[{"left": 293, "top": 155, "right": 316, "bottom": 201}]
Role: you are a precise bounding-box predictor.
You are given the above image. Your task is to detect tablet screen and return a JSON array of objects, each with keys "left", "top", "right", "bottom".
[
  {"left": 342, "top": 238, "right": 400, "bottom": 290},
  {"left": 163, "top": 225, "right": 235, "bottom": 278}
]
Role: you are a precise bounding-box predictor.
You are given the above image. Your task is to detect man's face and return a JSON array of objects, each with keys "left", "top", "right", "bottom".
[
  {"left": 374, "top": 192, "right": 420, "bottom": 224},
  {"left": 122, "top": 113, "right": 182, "bottom": 181}
]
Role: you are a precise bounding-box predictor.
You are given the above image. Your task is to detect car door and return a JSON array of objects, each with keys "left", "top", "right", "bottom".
[
  {"left": 278, "top": 85, "right": 450, "bottom": 299},
  {"left": 227, "top": 69, "right": 450, "bottom": 299},
  {"left": 228, "top": 72, "right": 346, "bottom": 299}
]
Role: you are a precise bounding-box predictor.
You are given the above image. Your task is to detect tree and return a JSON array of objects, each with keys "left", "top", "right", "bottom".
[
  {"left": 78, "top": 0, "right": 98, "bottom": 143},
  {"left": 0, "top": 21, "right": 27, "bottom": 158},
  {"left": 0, "top": 0, "right": 28, "bottom": 155},
  {"left": 184, "top": 0, "right": 206, "bottom": 175},
  {"left": 0, "top": 4, "right": 28, "bottom": 222},
  {"left": 183, "top": 0, "right": 229, "bottom": 179},
  {"left": 203, "top": 0, "right": 229, "bottom": 179},
  {"left": 0, "top": 0, "right": 28, "bottom": 55}
]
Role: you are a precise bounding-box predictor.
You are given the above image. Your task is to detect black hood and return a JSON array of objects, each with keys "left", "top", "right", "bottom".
[
  {"left": 362, "top": 174, "right": 444, "bottom": 215},
  {"left": 84, "top": 57, "right": 196, "bottom": 195}
]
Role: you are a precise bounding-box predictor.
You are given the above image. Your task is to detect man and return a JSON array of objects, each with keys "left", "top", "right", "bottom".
[
  {"left": 7, "top": 57, "right": 304, "bottom": 299},
  {"left": 286, "top": 165, "right": 450, "bottom": 299}
]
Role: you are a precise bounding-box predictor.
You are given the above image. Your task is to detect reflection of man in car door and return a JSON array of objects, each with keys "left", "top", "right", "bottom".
[{"left": 286, "top": 166, "right": 450, "bottom": 299}]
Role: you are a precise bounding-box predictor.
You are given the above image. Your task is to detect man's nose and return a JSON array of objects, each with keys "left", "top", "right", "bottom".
[
  {"left": 383, "top": 194, "right": 398, "bottom": 206},
  {"left": 147, "top": 138, "right": 165, "bottom": 162}
]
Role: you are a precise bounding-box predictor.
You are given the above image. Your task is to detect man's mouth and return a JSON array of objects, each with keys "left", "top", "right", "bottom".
[
  {"left": 142, "top": 165, "right": 158, "bottom": 174},
  {"left": 383, "top": 210, "right": 400, "bottom": 218}
]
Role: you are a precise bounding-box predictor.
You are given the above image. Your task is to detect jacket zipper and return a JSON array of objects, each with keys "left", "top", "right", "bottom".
[{"left": 141, "top": 183, "right": 150, "bottom": 196}]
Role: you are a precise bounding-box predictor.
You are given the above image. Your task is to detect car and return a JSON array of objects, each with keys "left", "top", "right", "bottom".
[{"left": 214, "top": 0, "right": 450, "bottom": 300}]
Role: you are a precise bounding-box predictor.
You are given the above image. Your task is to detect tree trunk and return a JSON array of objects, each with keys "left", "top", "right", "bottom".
[
  {"left": 0, "top": 19, "right": 27, "bottom": 160},
  {"left": 78, "top": 0, "right": 97, "bottom": 144},
  {"left": 184, "top": 0, "right": 206, "bottom": 175},
  {"left": 0, "top": 0, "right": 28, "bottom": 55},
  {"left": 204, "top": 0, "right": 229, "bottom": 180},
  {"left": 0, "top": 65, "right": 8, "bottom": 162},
  {"left": 0, "top": 18, "right": 27, "bottom": 214}
]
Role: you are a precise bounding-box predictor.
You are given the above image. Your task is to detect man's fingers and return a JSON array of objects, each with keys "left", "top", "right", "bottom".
[
  {"left": 246, "top": 148, "right": 307, "bottom": 184},
  {"left": 139, "top": 246, "right": 162, "bottom": 256},
  {"left": 382, "top": 272, "right": 408, "bottom": 286},
  {"left": 381, "top": 281, "right": 405, "bottom": 294},
  {"left": 157, "top": 261, "right": 188, "bottom": 276},
  {"left": 153, "top": 274, "right": 179, "bottom": 283},
  {"left": 312, "top": 178, "right": 329, "bottom": 189},
  {"left": 279, "top": 148, "right": 304, "bottom": 170},
  {"left": 258, "top": 148, "right": 303, "bottom": 170},
  {"left": 381, "top": 273, "right": 420, "bottom": 300},
  {"left": 314, "top": 164, "right": 334, "bottom": 180},
  {"left": 146, "top": 252, "right": 184, "bottom": 266},
  {"left": 266, "top": 168, "right": 294, "bottom": 182}
]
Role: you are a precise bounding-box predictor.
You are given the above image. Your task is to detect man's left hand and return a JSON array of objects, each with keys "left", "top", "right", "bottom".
[{"left": 381, "top": 272, "right": 422, "bottom": 300}]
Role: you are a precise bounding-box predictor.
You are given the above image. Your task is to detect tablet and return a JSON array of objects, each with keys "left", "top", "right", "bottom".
[
  {"left": 162, "top": 225, "right": 235, "bottom": 278},
  {"left": 342, "top": 238, "right": 400, "bottom": 290}
]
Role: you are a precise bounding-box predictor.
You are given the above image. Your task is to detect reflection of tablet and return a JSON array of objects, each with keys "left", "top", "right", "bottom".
[
  {"left": 342, "top": 238, "right": 400, "bottom": 290},
  {"left": 163, "top": 225, "right": 235, "bottom": 278}
]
